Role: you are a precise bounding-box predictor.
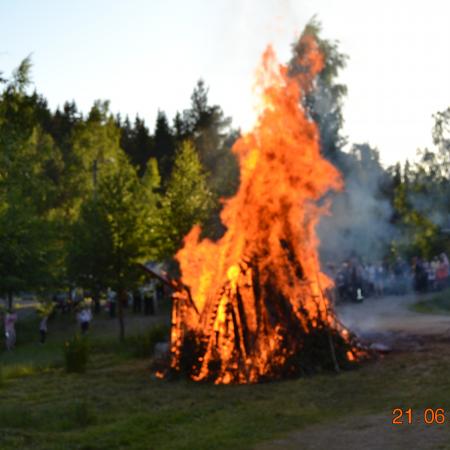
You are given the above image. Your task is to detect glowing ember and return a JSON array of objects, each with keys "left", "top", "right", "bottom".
[{"left": 168, "top": 34, "right": 361, "bottom": 384}]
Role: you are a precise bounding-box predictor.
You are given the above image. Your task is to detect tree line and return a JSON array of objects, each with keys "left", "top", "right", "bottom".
[
  {"left": 0, "top": 58, "right": 238, "bottom": 318},
  {"left": 1, "top": 19, "right": 449, "bottom": 327}
]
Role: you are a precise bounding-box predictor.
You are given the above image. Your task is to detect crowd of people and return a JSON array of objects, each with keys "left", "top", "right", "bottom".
[
  {"left": 3, "top": 255, "right": 450, "bottom": 349},
  {"left": 2, "top": 279, "right": 165, "bottom": 351},
  {"left": 1, "top": 305, "right": 90, "bottom": 351},
  {"left": 326, "top": 253, "right": 450, "bottom": 303}
]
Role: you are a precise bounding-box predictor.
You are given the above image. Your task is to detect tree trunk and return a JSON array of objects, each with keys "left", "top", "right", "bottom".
[
  {"left": 118, "top": 289, "right": 125, "bottom": 342},
  {"left": 93, "top": 289, "right": 101, "bottom": 314},
  {"left": 67, "top": 287, "right": 73, "bottom": 313},
  {"left": 7, "top": 291, "right": 13, "bottom": 310}
]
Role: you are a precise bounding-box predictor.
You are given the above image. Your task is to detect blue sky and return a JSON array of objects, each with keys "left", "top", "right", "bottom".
[{"left": 1, "top": 0, "right": 450, "bottom": 166}]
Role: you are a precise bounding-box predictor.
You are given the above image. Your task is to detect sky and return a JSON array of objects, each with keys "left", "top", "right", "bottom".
[{"left": 1, "top": 0, "right": 450, "bottom": 167}]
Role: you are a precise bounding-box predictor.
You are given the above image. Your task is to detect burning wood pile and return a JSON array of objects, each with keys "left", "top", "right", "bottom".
[{"left": 162, "top": 35, "right": 363, "bottom": 384}]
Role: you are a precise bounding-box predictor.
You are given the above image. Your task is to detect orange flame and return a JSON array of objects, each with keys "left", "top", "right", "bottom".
[{"left": 170, "top": 34, "right": 358, "bottom": 384}]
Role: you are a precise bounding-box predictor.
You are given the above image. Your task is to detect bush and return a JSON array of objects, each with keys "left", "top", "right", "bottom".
[
  {"left": 64, "top": 335, "right": 89, "bottom": 373},
  {"left": 128, "top": 324, "right": 170, "bottom": 358}
]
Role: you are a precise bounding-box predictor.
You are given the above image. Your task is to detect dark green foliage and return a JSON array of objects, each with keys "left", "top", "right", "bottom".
[
  {"left": 389, "top": 109, "right": 450, "bottom": 258},
  {"left": 11, "top": 56, "right": 32, "bottom": 91},
  {"left": 64, "top": 335, "right": 89, "bottom": 373},
  {"left": 3, "top": 41, "right": 450, "bottom": 343},
  {"left": 119, "top": 115, "right": 154, "bottom": 176},
  {"left": 0, "top": 57, "right": 236, "bottom": 343},
  {"left": 182, "top": 80, "right": 239, "bottom": 200},
  {"left": 161, "top": 140, "right": 214, "bottom": 254},
  {"left": 153, "top": 110, "right": 176, "bottom": 182},
  {"left": 0, "top": 60, "right": 63, "bottom": 298},
  {"left": 167, "top": 81, "right": 240, "bottom": 240},
  {"left": 67, "top": 198, "right": 112, "bottom": 292},
  {"left": 289, "top": 18, "right": 348, "bottom": 161},
  {"left": 0, "top": 57, "right": 240, "bottom": 307},
  {"left": 0, "top": 200, "right": 50, "bottom": 300},
  {"left": 68, "top": 151, "right": 162, "bottom": 340}
]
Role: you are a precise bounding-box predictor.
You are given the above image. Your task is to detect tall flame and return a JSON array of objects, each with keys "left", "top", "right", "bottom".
[{"left": 169, "top": 34, "right": 358, "bottom": 384}]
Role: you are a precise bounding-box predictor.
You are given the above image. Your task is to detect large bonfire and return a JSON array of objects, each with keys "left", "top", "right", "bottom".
[{"left": 166, "top": 34, "right": 361, "bottom": 384}]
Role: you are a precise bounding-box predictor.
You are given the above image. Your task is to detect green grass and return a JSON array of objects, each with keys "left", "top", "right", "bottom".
[
  {"left": 0, "top": 305, "right": 170, "bottom": 378},
  {"left": 2, "top": 305, "right": 450, "bottom": 449},
  {"left": 410, "top": 288, "right": 450, "bottom": 314},
  {"left": 2, "top": 348, "right": 450, "bottom": 450}
]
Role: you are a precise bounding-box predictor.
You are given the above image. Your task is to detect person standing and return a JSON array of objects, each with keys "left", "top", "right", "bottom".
[
  {"left": 439, "top": 253, "right": 449, "bottom": 289},
  {"left": 77, "top": 306, "right": 92, "bottom": 334},
  {"left": 39, "top": 316, "right": 48, "bottom": 343},
  {"left": 4, "top": 309, "right": 18, "bottom": 350},
  {"left": 107, "top": 289, "right": 116, "bottom": 318}
]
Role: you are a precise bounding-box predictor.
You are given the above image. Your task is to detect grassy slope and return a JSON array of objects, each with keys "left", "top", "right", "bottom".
[{"left": 1, "top": 309, "right": 450, "bottom": 449}]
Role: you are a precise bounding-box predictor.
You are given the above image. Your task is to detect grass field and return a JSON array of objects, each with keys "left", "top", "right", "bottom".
[
  {"left": 410, "top": 288, "right": 450, "bottom": 314},
  {"left": 2, "top": 304, "right": 450, "bottom": 449}
]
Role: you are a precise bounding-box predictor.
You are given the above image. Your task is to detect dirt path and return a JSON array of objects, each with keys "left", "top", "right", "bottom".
[
  {"left": 255, "top": 293, "right": 450, "bottom": 450},
  {"left": 256, "top": 413, "right": 450, "bottom": 450},
  {"left": 337, "top": 293, "right": 450, "bottom": 337}
]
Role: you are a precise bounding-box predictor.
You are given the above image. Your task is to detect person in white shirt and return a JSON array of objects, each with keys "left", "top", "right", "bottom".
[{"left": 77, "top": 306, "right": 92, "bottom": 334}]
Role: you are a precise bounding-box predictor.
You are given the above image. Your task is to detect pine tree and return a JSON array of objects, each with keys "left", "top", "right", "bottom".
[
  {"left": 182, "top": 80, "right": 238, "bottom": 199},
  {"left": 119, "top": 115, "right": 154, "bottom": 175},
  {"left": 289, "top": 18, "right": 348, "bottom": 161},
  {"left": 153, "top": 110, "right": 176, "bottom": 183},
  {"left": 161, "top": 141, "right": 213, "bottom": 254}
]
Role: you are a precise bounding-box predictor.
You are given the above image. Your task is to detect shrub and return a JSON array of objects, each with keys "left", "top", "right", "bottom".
[
  {"left": 64, "top": 335, "right": 89, "bottom": 373},
  {"left": 128, "top": 324, "right": 170, "bottom": 358}
]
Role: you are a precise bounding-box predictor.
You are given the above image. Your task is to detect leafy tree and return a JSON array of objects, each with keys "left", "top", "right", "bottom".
[
  {"left": 392, "top": 176, "right": 439, "bottom": 258},
  {"left": 0, "top": 58, "right": 63, "bottom": 303},
  {"left": 182, "top": 80, "right": 239, "bottom": 199},
  {"left": 68, "top": 197, "right": 111, "bottom": 312},
  {"left": 289, "top": 18, "right": 348, "bottom": 161},
  {"left": 430, "top": 107, "right": 450, "bottom": 178},
  {"left": 391, "top": 108, "right": 450, "bottom": 258},
  {"left": 0, "top": 195, "right": 53, "bottom": 308},
  {"left": 36, "top": 101, "right": 126, "bottom": 292},
  {"left": 0, "top": 57, "right": 40, "bottom": 159},
  {"left": 174, "top": 81, "right": 239, "bottom": 240},
  {"left": 61, "top": 101, "right": 123, "bottom": 218},
  {"left": 69, "top": 152, "right": 158, "bottom": 340},
  {"left": 161, "top": 141, "right": 213, "bottom": 255}
]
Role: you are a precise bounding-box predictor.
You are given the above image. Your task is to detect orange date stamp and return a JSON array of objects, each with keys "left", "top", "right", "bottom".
[{"left": 392, "top": 408, "right": 446, "bottom": 425}]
